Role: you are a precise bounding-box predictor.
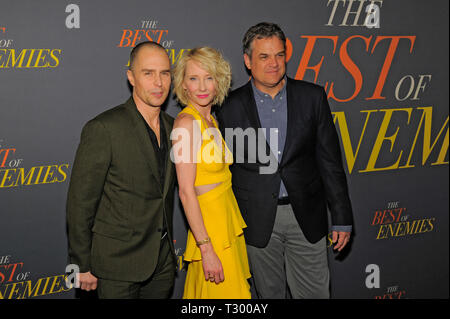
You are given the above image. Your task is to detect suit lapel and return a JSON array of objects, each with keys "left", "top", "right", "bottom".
[
  {"left": 279, "top": 78, "right": 295, "bottom": 167},
  {"left": 242, "top": 82, "right": 263, "bottom": 130},
  {"left": 280, "top": 77, "right": 308, "bottom": 168},
  {"left": 125, "top": 97, "right": 162, "bottom": 193},
  {"left": 161, "top": 112, "right": 174, "bottom": 197}
]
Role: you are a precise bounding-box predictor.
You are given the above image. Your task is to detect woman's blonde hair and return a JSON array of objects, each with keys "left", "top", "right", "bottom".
[{"left": 173, "top": 47, "right": 232, "bottom": 106}]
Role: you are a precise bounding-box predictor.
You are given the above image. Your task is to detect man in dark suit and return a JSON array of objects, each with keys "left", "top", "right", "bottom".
[
  {"left": 66, "top": 41, "right": 176, "bottom": 298},
  {"left": 217, "top": 22, "right": 353, "bottom": 299}
]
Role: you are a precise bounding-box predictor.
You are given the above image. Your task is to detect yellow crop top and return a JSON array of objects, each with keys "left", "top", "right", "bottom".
[{"left": 178, "top": 104, "right": 233, "bottom": 187}]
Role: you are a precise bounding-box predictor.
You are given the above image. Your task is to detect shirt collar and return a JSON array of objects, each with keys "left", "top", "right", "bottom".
[{"left": 251, "top": 75, "right": 287, "bottom": 100}]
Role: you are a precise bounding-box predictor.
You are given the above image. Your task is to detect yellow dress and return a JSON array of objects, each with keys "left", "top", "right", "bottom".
[{"left": 180, "top": 104, "right": 251, "bottom": 299}]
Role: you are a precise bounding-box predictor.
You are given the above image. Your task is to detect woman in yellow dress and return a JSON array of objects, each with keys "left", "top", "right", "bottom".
[{"left": 172, "top": 47, "right": 251, "bottom": 299}]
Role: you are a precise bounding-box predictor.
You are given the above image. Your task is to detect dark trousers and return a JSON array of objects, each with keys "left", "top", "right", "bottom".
[{"left": 97, "top": 235, "right": 175, "bottom": 299}]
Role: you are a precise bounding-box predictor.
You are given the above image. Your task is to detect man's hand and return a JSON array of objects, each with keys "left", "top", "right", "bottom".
[
  {"left": 332, "top": 231, "right": 351, "bottom": 252},
  {"left": 78, "top": 271, "right": 98, "bottom": 291}
]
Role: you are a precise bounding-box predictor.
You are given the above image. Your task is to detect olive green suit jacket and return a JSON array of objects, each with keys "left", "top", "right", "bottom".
[{"left": 66, "top": 97, "right": 176, "bottom": 282}]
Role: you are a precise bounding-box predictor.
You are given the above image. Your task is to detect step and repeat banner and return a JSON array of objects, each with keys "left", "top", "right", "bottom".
[{"left": 0, "top": 0, "right": 448, "bottom": 299}]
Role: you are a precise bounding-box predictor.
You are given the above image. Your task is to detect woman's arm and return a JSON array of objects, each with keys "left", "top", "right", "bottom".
[{"left": 172, "top": 113, "right": 224, "bottom": 284}]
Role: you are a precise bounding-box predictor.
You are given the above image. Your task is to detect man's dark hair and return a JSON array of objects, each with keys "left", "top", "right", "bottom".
[
  {"left": 129, "top": 41, "right": 167, "bottom": 70},
  {"left": 242, "top": 22, "right": 286, "bottom": 58}
]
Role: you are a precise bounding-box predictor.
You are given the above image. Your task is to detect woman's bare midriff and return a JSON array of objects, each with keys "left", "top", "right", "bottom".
[{"left": 195, "top": 182, "right": 222, "bottom": 196}]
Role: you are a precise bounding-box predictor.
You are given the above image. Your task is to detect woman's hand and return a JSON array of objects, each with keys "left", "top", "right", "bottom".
[{"left": 200, "top": 243, "right": 224, "bottom": 284}]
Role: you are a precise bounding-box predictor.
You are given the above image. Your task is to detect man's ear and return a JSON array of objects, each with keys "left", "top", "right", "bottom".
[
  {"left": 127, "top": 69, "right": 135, "bottom": 87},
  {"left": 243, "top": 54, "right": 251, "bottom": 70}
]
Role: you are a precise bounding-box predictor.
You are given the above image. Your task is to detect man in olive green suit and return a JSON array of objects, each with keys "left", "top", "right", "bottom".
[{"left": 66, "top": 42, "right": 176, "bottom": 299}]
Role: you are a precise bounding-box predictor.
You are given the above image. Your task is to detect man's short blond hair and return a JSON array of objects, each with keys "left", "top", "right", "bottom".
[{"left": 173, "top": 47, "right": 232, "bottom": 106}]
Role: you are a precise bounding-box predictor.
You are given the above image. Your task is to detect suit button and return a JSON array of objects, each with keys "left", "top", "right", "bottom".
[
  {"left": 272, "top": 193, "right": 278, "bottom": 199},
  {"left": 157, "top": 228, "right": 162, "bottom": 232}
]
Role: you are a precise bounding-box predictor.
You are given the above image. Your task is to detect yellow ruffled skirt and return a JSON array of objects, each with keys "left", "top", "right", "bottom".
[{"left": 182, "top": 178, "right": 251, "bottom": 299}]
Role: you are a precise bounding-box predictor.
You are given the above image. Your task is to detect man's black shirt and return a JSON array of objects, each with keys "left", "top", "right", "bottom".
[{"left": 138, "top": 111, "right": 168, "bottom": 188}]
